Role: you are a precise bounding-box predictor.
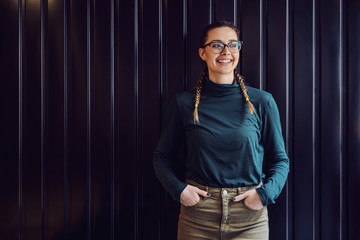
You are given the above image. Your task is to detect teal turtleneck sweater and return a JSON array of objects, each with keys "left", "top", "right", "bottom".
[{"left": 153, "top": 78, "right": 289, "bottom": 206}]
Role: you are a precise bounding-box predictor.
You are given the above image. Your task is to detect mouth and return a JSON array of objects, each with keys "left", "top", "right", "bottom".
[{"left": 216, "top": 59, "right": 233, "bottom": 64}]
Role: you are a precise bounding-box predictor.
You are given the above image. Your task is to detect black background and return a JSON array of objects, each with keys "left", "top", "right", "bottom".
[{"left": 0, "top": 0, "right": 359, "bottom": 239}]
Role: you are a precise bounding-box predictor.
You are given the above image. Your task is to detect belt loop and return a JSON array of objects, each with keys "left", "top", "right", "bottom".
[
  {"left": 237, "top": 187, "right": 242, "bottom": 195},
  {"left": 206, "top": 186, "right": 209, "bottom": 193}
]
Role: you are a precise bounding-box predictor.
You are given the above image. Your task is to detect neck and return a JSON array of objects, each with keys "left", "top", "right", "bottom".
[{"left": 208, "top": 72, "right": 234, "bottom": 84}]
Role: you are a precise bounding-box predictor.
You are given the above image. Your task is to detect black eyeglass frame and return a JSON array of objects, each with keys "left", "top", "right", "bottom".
[{"left": 201, "top": 40, "right": 243, "bottom": 53}]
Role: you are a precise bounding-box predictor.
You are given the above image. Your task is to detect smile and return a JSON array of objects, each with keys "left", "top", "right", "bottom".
[{"left": 216, "top": 59, "right": 232, "bottom": 63}]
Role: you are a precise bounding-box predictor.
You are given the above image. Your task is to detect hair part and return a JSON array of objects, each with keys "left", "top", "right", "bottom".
[{"left": 200, "top": 21, "right": 240, "bottom": 46}]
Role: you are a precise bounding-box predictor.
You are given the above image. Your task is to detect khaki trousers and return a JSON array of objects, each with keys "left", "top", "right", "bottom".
[{"left": 178, "top": 179, "right": 269, "bottom": 240}]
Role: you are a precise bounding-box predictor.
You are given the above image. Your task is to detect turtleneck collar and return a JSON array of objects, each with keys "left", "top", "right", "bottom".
[{"left": 202, "top": 77, "right": 240, "bottom": 97}]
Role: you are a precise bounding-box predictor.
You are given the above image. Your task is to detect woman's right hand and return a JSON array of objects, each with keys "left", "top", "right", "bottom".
[{"left": 180, "top": 185, "right": 210, "bottom": 206}]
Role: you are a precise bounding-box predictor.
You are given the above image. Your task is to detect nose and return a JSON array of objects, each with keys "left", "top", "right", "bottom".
[{"left": 221, "top": 45, "right": 231, "bottom": 55}]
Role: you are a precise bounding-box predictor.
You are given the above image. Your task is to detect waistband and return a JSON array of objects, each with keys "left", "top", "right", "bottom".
[{"left": 186, "top": 179, "right": 262, "bottom": 197}]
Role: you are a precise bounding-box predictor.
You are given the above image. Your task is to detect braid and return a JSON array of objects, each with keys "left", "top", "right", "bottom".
[
  {"left": 193, "top": 69, "right": 207, "bottom": 124},
  {"left": 234, "top": 69, "right": 256, "bottom": 114}
]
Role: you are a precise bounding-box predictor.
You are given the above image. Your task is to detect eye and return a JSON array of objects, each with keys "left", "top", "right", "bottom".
[
  {"left": 211, "top": 43, "right": 224, "bottom": 49},
  {"left": 228, "top": 42, "right": 238, "bottom": 48}
]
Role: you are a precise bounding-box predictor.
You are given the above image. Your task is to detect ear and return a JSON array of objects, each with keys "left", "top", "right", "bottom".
[{"left": 198, "top": 48, "right": 205, "bottom": 61}]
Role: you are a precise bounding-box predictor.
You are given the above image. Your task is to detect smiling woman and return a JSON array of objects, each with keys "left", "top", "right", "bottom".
[
  {"left": 153, "top": 21, "right": 289, "bottom": 240},
  {"left": 198, "top": 27, "right": 240, "bottom": 84},
  {"left": 195, "top": 23, "right": 256, "bottom": 123}
]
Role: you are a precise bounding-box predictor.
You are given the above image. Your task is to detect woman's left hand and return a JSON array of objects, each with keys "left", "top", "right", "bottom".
[{"left": 232, "top": 189, "right": 264, "bottom": 210}]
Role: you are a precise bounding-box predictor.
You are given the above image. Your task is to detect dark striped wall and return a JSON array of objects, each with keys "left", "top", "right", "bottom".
[{"left": 0, "top": 0, "right": 359, "bottom": 239}]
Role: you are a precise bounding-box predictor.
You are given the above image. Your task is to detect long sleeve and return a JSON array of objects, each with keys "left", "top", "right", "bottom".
[
  {"left": 256, "top": 96, "right": 290, "bottom": 206},
  {"left": 153, "top": 95, "right": 187, "bottom": 202}
]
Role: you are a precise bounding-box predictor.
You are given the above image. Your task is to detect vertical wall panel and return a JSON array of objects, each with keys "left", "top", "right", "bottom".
[
  {"left": 67, "top": 0, "right": 88, "bottom": 237},
  {"left": 91, "top": 0, "right": 112, "bottom": 238},
  {"left": 140, "top": 0, "right": 162, "bottom": 239},
  {"left": 215, "top": 0, "right": 235, "bottom": 22},
  {"left": 165, "top": 0, "right": 186, "bottom": 99},
  {"left": 285, "top": 1, "right": 294, "bottom": 239},
  {"left": 293, "top": 0, "right": 315, "bottom": 239},
  {"left": 113, "top": 0, "right": 120, "bottom": 238},
  {"left": 347, "top": 0, "right": 360, "bottom": 239},
  {"left": 135, "top": 0, "right": 141, "bottom": 238},
  {"left": 40, "top": 1, "right": 47, "bottom": 238},
  {"left": 19, "top": 1, "right": 24, "bottom": 238},
  {"left": 340, "top": 1, "right": 347, "bottom": 239},
  {"left": 86, "top": 0, "right": 94, "bottom": 237},
  {"left": 0, "top": 0, "right": 19, "bottom": 239},
  {"left": 163, "top": 0, "right": 186, "bottom": 239},
  {"left": 267, "top": 0, "right": 287, "bottom": 127},
  {"left": 312, "top": 0, "right": 321, "bottom": 239},
  {"left": 22, "top": 1, "right": 42, "bottom": 238},
  {"left": 241, "top": 0, "right": 260, "bottom": 88},
  {"left": 320, "top": 0, "right": 341, "bottom": 239},
  {"left": 63, "top": 0, "right": 69, "bottom": 237},
  {"left": 110, "top": 0, "right": 115, "bottom": 239},
  {"left": 44, "top": 0, "right": 65, "bottom": 239},
  {"left": 117, "top": 0, "right": 137, "bottom": 238},
  {"left": 189, "top": 0, "right": 211, "bottom": 88},
  {"left": 266, "top": 1, "right": 288, "bottom": 239},
  {"left": 1, "top": 0, "right": 360, "bottom": 239},
  {"left": 259, "top": 0, "right": 267, "bottom": 90}
]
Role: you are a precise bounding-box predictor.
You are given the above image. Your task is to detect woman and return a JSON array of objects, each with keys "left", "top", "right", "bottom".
[{"left": 153, "top": 21, "right": 289, "bottom": 240}]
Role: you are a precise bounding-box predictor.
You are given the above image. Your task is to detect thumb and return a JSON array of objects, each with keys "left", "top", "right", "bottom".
[
  {"left": 232, "top": 192, "right": 249, "bottom": 202},
  {"left": 195, "top": 188, "right": 211, "bottom": 198}
]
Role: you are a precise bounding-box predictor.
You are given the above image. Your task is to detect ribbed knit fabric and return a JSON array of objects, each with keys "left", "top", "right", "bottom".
[{"left": 153, "top": 78, "right": 289, "bottom": 206}]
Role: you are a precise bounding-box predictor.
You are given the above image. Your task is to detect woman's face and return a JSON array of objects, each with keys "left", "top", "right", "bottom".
[{"left": 199, "top": 27, "right": 239, "bottom": 81}]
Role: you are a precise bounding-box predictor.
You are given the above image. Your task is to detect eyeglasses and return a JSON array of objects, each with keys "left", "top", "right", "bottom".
[{"left": 201, "top": 41, "right": 243, "bottom": 53}]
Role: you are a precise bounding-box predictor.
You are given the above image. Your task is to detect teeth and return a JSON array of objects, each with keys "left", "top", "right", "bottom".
[{"left": 217, "top": 59, "right": 231, "bottom": 63}]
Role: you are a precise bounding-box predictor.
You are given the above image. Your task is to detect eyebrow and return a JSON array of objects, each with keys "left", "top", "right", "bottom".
[{"left": 211, "top": 39, "right": 238, "bottom": 43}]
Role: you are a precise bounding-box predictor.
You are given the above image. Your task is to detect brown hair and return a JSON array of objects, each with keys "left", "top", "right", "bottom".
[{"left": 194, "top": 21, "right": 255, "bottom": 124}]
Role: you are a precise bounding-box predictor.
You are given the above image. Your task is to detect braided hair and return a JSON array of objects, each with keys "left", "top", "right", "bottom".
[
  {"left": 234, "top": 69, "right": 256, "bottom": 115},
  {"left": 193, "top": 21, "right": 256, "bottom": 124},
  {"left": 193, "top": 69, "right": 207, "bottom": 123}
]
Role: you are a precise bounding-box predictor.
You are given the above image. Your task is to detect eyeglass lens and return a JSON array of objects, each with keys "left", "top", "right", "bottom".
[{"left": 210, "top": 41, "right": 242, "bottom": 53}]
